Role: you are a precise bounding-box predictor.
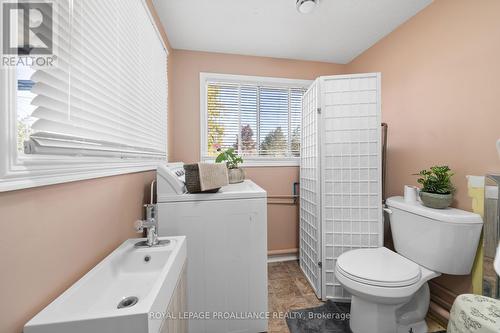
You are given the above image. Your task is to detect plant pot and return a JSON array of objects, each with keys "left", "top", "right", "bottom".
[
  {"left": 228, "top": 167, "right": 245, "bottom": 184},
  {"left": 419, "top": 191, "right": 453, "bottom": 209}
]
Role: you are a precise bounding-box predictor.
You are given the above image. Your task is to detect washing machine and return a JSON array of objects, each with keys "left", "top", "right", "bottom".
[{"left": 156, "top": 163, "right": 268, "bottom": 333}]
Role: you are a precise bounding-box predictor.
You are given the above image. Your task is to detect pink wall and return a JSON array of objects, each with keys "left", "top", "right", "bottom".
[
  {"left": 347, "top": 0, "right": 500, "bottom": 211},
  {"left": 169, "top": 50, "right": 344, "bottom": 253},
  {"left": 0, "top": 172, "right": 154, "bottom": 333},
  {"left": 346, "top": 0, "right": 500, "bottom": 304}
]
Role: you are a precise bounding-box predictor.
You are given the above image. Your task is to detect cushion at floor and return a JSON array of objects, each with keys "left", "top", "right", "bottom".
[{"left": 448, "top": 294, "right": 500, "bottom": 333}]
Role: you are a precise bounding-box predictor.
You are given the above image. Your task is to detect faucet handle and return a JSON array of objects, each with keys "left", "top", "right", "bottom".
[
  {"left": 134, "top": 219, "right": 156, "bottom": 231},
  {"left": 134, "top": 220, "right": 145, "bottom": 233}
]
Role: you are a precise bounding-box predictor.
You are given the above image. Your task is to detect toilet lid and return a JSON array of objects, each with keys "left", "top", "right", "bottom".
[{"left": 336, "top": 247, "right": 421, "bottom": 287}]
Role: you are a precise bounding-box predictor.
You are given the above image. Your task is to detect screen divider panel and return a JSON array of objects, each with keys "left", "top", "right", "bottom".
[
  {"left": 299, "top": 79, "right": 322, "bottom": 297},
  {"left": 320, "top": 74, "right": 383, "bottom": 301}
]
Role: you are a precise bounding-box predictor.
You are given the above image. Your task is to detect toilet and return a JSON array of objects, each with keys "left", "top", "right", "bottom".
[{"left": 335, "top": 196, "right": 483, "bottom": 333}]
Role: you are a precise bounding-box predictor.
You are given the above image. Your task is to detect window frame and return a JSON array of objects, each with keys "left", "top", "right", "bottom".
[
  {"left": 200, "top": 73, "right": 312, "bottom": 167},
  {"left": 0, "top": 1, "right": 168, "bottom": 192}
]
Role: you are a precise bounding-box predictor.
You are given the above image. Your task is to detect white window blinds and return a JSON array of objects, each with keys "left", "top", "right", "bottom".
[
  {"left": 204, "top": 80, "right": 306, "bottom": 159},
  {"left": 24, "top": 0, "right": 168, "bottom": 160}
]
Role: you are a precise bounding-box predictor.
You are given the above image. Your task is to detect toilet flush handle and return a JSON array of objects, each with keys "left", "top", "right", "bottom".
[{"left": 383, "top": 207, "right": 393, "bottom": 215}]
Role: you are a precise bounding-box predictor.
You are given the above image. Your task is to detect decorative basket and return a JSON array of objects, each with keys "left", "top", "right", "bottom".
[{"left": 183, "top": 164, "right": 220, "bottom": 193}]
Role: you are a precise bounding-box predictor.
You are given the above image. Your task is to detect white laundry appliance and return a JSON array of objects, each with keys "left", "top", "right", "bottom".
[{"left": 156, "top": 163, "right": 268, "bottom": 333}]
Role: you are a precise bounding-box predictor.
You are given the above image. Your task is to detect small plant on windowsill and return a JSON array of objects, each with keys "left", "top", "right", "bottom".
[
  {"left": 214, "top": 145, "right": 245, "bottom": 184},
  {"left": 414, "top": 165, "right": 456, "bottom": 209}
]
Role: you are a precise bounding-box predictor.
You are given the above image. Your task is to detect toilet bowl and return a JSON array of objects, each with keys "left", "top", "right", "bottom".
[
  {"left": 335, "top": 196, "right": 483, "bottom": 333},
  {"left": 336, "top": 247, "right": 440, "bottom": 333}
]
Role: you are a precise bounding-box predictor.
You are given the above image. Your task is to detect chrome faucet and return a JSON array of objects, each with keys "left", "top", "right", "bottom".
[{"left": 135, "top": 204, "right": 159, "bottom": 247}]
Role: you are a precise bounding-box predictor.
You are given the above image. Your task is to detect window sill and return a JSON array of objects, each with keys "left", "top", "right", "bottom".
[
  {"left": 0, "top": 159, "right": 162, "bottom": 192},
  {"left": 202, "top": 157, "right": 299, "bottom": 167}
]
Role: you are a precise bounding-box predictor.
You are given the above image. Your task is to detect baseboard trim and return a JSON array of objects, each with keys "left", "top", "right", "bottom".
[
  {"left": 429, "top": 300, "right": 450, "bottom": 328},
  {"left": 428, "top": 281, "right": 457, "bottom": 327},
  {"left": 268, "top": 248, "right": 298, "bottom": 256},
  {"left": 429, "top": 281, "right": 456, "bottom": 309},
  {"left": 267, "top": 253, "right": 299, "bottom": 263}
]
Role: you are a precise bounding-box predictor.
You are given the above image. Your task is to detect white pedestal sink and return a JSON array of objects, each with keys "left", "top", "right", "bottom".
[{"left": 24, "top": 236, "right": 187, "bottom": 333}]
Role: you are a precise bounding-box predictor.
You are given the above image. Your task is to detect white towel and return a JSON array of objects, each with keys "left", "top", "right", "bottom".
[{"left": 198, "top": 163, "right": 229, "bottom": 191}]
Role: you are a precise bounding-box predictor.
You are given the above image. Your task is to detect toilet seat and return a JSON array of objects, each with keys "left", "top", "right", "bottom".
[{"left": 337, "top": 247, "right": 421, "bottom": 287}]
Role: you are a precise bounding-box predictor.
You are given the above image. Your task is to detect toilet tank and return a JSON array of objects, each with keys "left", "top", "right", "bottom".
[{"left": 386, "top": 196, "right": 483, "bottom": 275}]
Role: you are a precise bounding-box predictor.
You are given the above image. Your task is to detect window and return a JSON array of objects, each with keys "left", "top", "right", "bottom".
[
  {"left": 201, "top": 73, "right": 311, "bottom": 166},
  {"left": 0, "top": 0, "right": 168, "bottom": 191}
]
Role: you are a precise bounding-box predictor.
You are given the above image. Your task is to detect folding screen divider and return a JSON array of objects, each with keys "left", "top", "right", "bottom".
[
  {"left": 300, "top": 73, "right": 383, "bottom": 301},
  {"left": 299, "top": 79, "right": 322, "bottom": 296}
]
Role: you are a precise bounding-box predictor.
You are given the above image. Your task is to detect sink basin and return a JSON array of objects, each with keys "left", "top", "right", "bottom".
[{"left": 24, "top": 236, "right": 187, "bottom": 333}]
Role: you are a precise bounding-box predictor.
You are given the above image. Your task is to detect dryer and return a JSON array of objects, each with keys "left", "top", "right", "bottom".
[{"left": 156, "top": 163, "right": 268, "bottom": 333}]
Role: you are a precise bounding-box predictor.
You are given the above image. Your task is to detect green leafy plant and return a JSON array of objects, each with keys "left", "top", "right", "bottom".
[
  {"left": 215, "top": 147, "right": 243, "bottom": 169},
  {"left": 414, "top": 165, "right": 455, "bottom": 195}
]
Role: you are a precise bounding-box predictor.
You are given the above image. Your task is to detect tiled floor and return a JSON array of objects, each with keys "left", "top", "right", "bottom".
[
  {"left": 268, "top": 260, "right": 324, "bottom": 332},
  {"left": 267, "top": 260, "right": 446, "bottom": 333}
]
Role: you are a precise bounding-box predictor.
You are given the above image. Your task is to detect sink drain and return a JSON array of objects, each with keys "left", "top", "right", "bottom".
[{"left": 117, "top": 296, "right": 138, "bottom": 309}]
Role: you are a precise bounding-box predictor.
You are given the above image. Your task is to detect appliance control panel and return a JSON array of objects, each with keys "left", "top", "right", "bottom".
[{"left": 157, "top": 162, "right": 186, "bottom": 195}]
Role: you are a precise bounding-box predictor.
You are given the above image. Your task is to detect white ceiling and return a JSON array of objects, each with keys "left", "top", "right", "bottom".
[{"left": 153, "top": 0, "right": 432, "bottom": 64}]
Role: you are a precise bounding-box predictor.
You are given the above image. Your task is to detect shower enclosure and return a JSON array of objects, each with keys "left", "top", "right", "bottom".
[{"left": 299, "top": 73, "right": 383, "bottom": 301}]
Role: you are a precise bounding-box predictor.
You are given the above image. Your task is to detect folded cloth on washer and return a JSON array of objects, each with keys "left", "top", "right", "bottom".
[{"left": 197, "top": 162, "right": 229, "bottom": 191}]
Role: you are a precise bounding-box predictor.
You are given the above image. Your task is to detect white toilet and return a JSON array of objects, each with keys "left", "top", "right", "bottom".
[{"left": 335, "top": 196, "right": 483, "bottom": 333}]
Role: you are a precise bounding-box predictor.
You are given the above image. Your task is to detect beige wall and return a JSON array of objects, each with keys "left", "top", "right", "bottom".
[
  {"left": 169, "top": 50, "right": 344, "bottom": 252},
  {"left": 346, "top": 0, "right": 500, "bottom": 303}
]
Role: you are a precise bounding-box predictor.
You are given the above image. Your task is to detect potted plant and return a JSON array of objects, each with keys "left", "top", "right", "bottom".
[
  {"left": 414, "top": 165, "right": 456, "bottom": 209},
  {"left": 215, "top": 147, "right": 245, "bottom": 184}
]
